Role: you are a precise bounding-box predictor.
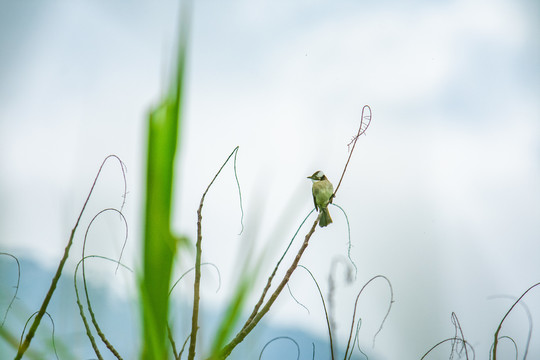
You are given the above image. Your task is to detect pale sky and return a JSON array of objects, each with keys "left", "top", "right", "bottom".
[{"left": 1, "top": 0, "right": 540, "bottom": 359}]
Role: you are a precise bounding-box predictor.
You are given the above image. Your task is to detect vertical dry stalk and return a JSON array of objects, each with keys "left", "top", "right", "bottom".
[
  {"left": 188, "top": 147, "right": 241, "bottom": 360},
  {"left": 212, "top": 215, "right": 321, "bottom": 360}
]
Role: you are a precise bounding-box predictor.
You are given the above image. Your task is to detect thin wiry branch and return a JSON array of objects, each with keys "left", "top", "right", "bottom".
[
  {"left": 330, "top": 204, "right": 357, "bottom": 279},
  {"left": 488, "top": 294, "right": 533, "bottom": 360},
  {"left": 492, "top": 282, "right": 540, "bottom": 360},
  {"left": 351, "top": 318, "right": 368, "bottom": 360},
  {"left": 74, "top": 260, "right": 103, "bottom": 360},
  {"left": 343, "top": 275, "right": 393, "bottom": 360},
  {"left": 233, "top": 147, "right": 245, "bottom": 235},
  {"left": 169, "top": 262, "right": 222, "bottom": 296},
  {"left": 81, "top": 208, "right": 128, "bottom": 360},
  {"left": 74, "top": 255, "right": 133, "bottom": 360},
  {"left": 489, "top": 336, "right": 518, "bottom": 360},
  {"left": 259, "top": 336, "right": 300, "bottom": 360},
  {"left": 178, "top": 335, "right": 191, "bottom": 360},
  {"left": 15, "top": 155, "right": 127, "bottom": 360},
  {"left": 286, "top": 283, "right": 310, "bottom": 315},
  {"left": 297, "top": 265, "right": 334, "bottom": 360},
  {"left": 420, "top": 312, "right": 476, "bottom": 360},
  {"left": 167, "top": 325, "right": 180, "bottom": 360},
  {"left": 19, "top": 311, "right": 59, "bottom": 360},
  {"left": 333, "top": 105, "right": 372, "bottom": 197},
  {"left": 212, "top": 215, "right": 321, "bottom": 360},
  {"left": 420, "top": 338, "right": 475, "bottom": 360},
  {"left": 168, "top": 263, "right": 220, "bottom": 358},
  {"left": 209, "top": 106, "right": 372, "bottom": 359},
  {"left": 189, "top": 146, "right": 243, "bottom": 360},
  {"left": 450, "top": 312, "right": 469, "bottom": 360},
  {"left": 0, "top": 252, "right": 20, "bottom": 328},
  {"left": 241, "top": 210, "right": 315, "bottom": 333}
]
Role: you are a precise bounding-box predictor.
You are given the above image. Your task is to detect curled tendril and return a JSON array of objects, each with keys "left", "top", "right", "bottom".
[
  {"left": 450, "top": 312, "right": 469, "bottom": 360},
  {"left": 259, "top": 336, "right": 300, "bottom": 360},
  {"left": 0, "top": 252, "right": 20, "bottom": 328},
  {"left": 421, "top": 338, "right": 476, "bottom": 360},
  {"left": 489, "top": 336, "right": 518, "bottom": 360},
  {"left": 488, "top": 294, "right": 532, "bottom": 360},
  {"left": 286, "top": 283, "right": 310, "bottom": 315},
  {"left": 74, "top": 255, "right": 133, "bottom": 360},
  {"left": 492, "top": 282, "right": 540, "bottom": 360},
  {"left": 334, "top": 105, "right": 372, "bottom": 197},
  {"left": 329, "top": 204, "right": 357, "bottom": 278},
  {"left": 81, "top": 208, "right": 128, "bottom": 277},
  {"left": 352, "top": 318, "right": 369, "bottom": 360},
  {"left": 420, "top": 312, "right": 475, "bottom": 360},
  {"left": 344, "top": 275, "right": 394, "bottom": 360},
  {"left": 15, "top": 154, "right": 127, "bottom": 360},
  {"left": 19, "top": 311, "right": 59, "bottom": 360},
  {"left": 169, "top": 262, "right": 222, "bottom": 296}
]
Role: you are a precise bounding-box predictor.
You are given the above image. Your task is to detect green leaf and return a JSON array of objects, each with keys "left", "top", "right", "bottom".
[{"left": 139, "top": 3, "right": 191, "bottom": 359}]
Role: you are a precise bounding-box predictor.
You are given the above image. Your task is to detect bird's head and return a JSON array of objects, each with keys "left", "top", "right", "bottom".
[{"left": 307, "top": 170, "right": 325, "bottom": 182}]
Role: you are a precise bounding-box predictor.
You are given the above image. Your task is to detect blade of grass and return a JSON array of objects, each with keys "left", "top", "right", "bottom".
[
  {"left": 139, "top": 2, "right": 191, "bottom": 359},
  {"left": 209, "top": 276, "right": 254, "bottom": 358}
]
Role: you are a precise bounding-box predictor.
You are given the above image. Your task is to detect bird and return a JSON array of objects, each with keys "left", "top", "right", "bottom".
[{"left": 307, "top": 170, "right": 334, "bottom": 227}]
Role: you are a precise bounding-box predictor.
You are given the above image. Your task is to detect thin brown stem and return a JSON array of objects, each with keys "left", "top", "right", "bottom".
[
  {"left": 343, "top": 275, "right": 393, "bottom": 360},
  {"left": 187, "top": 206, "right": 203, "bottom": 360},
  {"left": 241, "top": 210, "right": 314, "bottom": 333},
  {"left": 451, "top": 312, "right": 469, "bottom": 360},
  {"left": 212, "top": 215, "right": 320, "bottom": 360},
  {"left": 298, "top": 265, "right": 334, "bottom": 360},
  {"left": 188, "top": 147, "right": 241, "bottom": 360},
  {"left": 15, "top": 155, "right": 126, "bottom": 360},
  {"left": 81, "top": 209, "right": 127, "bottom": 360},
  {"left": 492, "top": 282, "right": 540, "bottom": 360},
  {"left": 0, "top": 253, "right": 20, "bottom": 328},
  {"left": 420, "top": 338, "right": 475, "bottom": 360},
  {"left": 167, "top": 325, "right": 180, "bottom": 360},
  {"left": 333, "top": 105, "right": 372, "bottom": 198}
]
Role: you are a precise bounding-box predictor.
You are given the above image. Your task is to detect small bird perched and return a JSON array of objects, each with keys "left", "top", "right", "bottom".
[{"left": 307, "top": 170, "right": 334, "bottom": 227}]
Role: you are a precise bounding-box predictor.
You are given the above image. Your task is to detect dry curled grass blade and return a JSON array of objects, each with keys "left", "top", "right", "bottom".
[
  {"left": 80, "top": 209, "right": 129, "bottom": 360},
  {"left": 343, "top": 275, "right": 393, "bottom": 360},
  {"left": 492, "top": 282, "right": 540, "bottom": 360},
  {"left": 0, "top": 252, "right": 20, "bottom": 328},
  {"left": 15, "top": 155, "right": 126, "bottom": 360},
  {"left": 74, "top": 255, "right": 133, "bottom": 360},
  {"left": 188, "top": 146, "right": 243, "bottom": 360}
]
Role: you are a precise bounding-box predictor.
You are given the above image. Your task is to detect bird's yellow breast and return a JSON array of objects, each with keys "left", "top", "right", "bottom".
[{"left": 312, "top": 179, "right": 334, "bottom": 209}]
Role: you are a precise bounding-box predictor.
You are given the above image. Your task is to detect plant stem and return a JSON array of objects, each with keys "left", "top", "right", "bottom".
[
  {"left": 15, "top": 155, "right": 124, "bottom": 360},
  {"left": 211, "top": 215, "right": 320, "bottom": 360},
  {"left": 187, "top": 203, "right": 203, "bottom": 360}
]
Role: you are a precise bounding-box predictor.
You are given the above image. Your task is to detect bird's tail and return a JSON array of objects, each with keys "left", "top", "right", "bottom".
[{"left": 319, "top": 206, "right": 333, "bottom": 227}]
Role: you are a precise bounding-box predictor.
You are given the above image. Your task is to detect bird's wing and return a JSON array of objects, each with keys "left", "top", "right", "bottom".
[{"left": 312, "top": 193, "right": 319, "bottom": 211}]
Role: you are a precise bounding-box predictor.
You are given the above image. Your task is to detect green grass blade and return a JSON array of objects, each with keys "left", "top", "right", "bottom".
[
  {"left": 139, "top": 2, "right": 190, "bottom": 359},
  {"left": 208, "top": 275, "right": 254, "bottom": 358}
]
